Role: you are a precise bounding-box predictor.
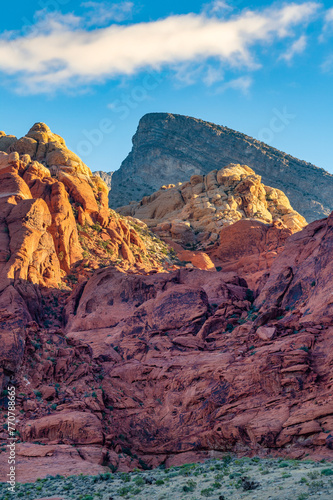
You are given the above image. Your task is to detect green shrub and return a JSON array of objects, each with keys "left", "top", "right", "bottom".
[
  {"left": 182, "top": 479, "right": 197, "bottom": 492},
  {"left": 321, "top": 468, "right": 333, "bottom": 476},
  {"left": 118, "top": 486, "right": 132, "bottom": 496},
  {"left": 91, "top": 223, "right": 102, "bottom": 233},
  {"left": 200, "top": 487, "right": 214, "bottom": 497},
  {"left": 121, "top": 473, "right": 131, "bottom": 482}
]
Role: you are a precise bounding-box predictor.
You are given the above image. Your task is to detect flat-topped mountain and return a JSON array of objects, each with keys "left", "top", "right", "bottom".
[{"left": 109, "top": 113, "right": 333, "bottom": 221}]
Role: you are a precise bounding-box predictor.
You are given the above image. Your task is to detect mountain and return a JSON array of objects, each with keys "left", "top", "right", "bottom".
[
  {"left": 0, "top": 121, "right": 333, "bottom": 482},
  {"left": 93, "top": 170, "right": 113, "bottom": 190},
  {"left": 119, "top": 162, "right": 306, "bottom": 287},
  {"left": 119, "top": 162, "right": 306, "bottom": 247},
  {"left": 109, "top": 113, "right": 333, "bottom": 222}
]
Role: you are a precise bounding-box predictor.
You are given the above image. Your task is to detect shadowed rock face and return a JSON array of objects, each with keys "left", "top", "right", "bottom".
[
  {"left": 109, "top": 113, "right": 333, "bottom": 221},
  {"left": 1, "top": 120, "right": 333, "bottom": 482},
  {"left": 255, "top": 212, "right": 333, "bottom": 325},
  {"left": 1, "top": 216, "right": 333, "bottom": 481}
]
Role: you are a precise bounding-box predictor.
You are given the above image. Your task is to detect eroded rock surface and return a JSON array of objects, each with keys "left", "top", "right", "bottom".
[
  {"left": 119, "top": 163, "right": 305, "bottom": 248},
  {"left": 93, "top": 170, "right": 113, "bottom": 190},
  {"left": 0, "top": 122, "right": 332, "bottom": 483},
  {"left": 119, "top": 163, "right": 305, "bottom": 282},
  {"left": 110, "top": 113, "right": 333, "bottom": 221}
]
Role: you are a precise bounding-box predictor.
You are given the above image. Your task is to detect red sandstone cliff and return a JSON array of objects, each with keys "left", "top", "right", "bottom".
[{"left": 0, "top": 123, "right": 332, "bottom": 482}]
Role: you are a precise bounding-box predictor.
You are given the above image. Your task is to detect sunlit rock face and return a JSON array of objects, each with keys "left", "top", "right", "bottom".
[{"left": 110, "top": 112, "right": 333, "bottom": 222}]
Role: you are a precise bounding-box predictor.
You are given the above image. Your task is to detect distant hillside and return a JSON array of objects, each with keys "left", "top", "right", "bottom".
[
  {"left": 109, "top": 113, "right": 333, "bottom": 222},
  {"left": 93, "top": 170, "right": 113, "bottom": 190}
]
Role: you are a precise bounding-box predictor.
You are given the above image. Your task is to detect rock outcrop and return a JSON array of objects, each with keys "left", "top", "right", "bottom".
[
  {"left": 0, "top": 124, "right": 175, "bottom": 282},
  {"left": 256, "top": 211, "right": 333, "bottom": 325},
  {"left": 93, "top": 170, "right": 113, "bottom": 190},
  {"left": 109, "top": 113, "right": 333, "bottom": 222},
  {"left": 0, "top": 131, "right": 17, "bottom": 151},
  {"left": 119, "top": 163, "right": 306, "bottom": 248},
  {"left": 119, "top": 163, "right": 306, "bottom": 283},
  {"left": 0, "top": 123, "right": 177, "bottom": 447},
  {"left": 208, "top": 218, "right": 294, "bottom": 290},
  {"left": 1, "top": 120, "right": 333, "bottom": 483}
]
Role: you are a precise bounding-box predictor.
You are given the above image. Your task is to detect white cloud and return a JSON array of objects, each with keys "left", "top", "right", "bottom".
[
  {"left": 217, "top": 75, "right": 253, "bottom": 94},
  {"left": 319, "top": 7, "right": 333, "bottom": 41},
  {"left": 81, "top": 1, "right": 134, "bottom": 26},
  {"left": 0, "top": 2, "right": 321, "bottom": 94},
  {"left": 280, "top": 35, "right": 307, "bottom": 62},
  {"left": 321, "top": 53, "right": 333, "bottom": 72},
  {"left": 325, "top": 8, "right": 333, "bottom": 24},
  {"left": 203, "top": 1, "right": 233, "bottom": 16},
  {"left": 203, "top": 65, "right": 225, "bottom": 86}
]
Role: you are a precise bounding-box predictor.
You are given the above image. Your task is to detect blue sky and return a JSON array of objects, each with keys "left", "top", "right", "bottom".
[{"left": 0, "top": 0, "right": 333, "bottom": 174}]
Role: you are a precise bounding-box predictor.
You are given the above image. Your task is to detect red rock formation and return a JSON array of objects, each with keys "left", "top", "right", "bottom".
[
  {"left": 208, "top": 218, "right": 293, "bottom": 290},
  {"left": 1, "top": 209, "right": 333, "bottom": 482},
  {"left": 1, "top": 124, "right": 333, "bottom": 483},
  {"left": 0, "top": 125, "right": 174, "bottom": 284},
  {"left": 256, "top": 213, "right": 333, "bottom": 325},
  {"left": 119, "top": 164, "right": 305, "bottom": 277},
  {"left": 0, "top": 154, "right": 61, "bottom": 290}
]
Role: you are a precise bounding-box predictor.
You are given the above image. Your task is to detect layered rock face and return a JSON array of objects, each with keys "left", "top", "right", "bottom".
[
  {"left": 119, "top": 163, "right": 306, "bottom": 247},
  {"left": 109, "top": 113, "right": 333, "bottom": 221},
  {"left": 208, "top": 218, "right": 294, "bottom": 290},
  {"left": 119, "top": 163, "right": 306, "bottom": 284},
  {"left": 0, "top": 123, "right": 177, "bottom": 459},
  {"left": 0, "top": 121, "right": 333, "bottom": 483},
  {"left": 62, "top": 257, "right": 333, "bottom": 465},
  {"left": 256, "top": 212, "right": 333, "bottom": 325},
  {"left": 1, "top": 210, "right": 333, "bottom": 481}
]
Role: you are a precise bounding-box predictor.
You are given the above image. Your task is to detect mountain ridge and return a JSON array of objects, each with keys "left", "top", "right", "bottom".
[{"left": 109, "top": 112, "right": 333, "bottom": 221}]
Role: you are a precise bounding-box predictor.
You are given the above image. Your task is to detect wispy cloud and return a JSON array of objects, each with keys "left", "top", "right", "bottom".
[
  {"left": 216, "top": 75, "right": 253, "bottom": 94},
  {"left": 0, "top": 2, "right": 321, "bottom": 94},
  {"left": 81, "top": 1, "right": 134, "bottom": 27},
  {"left": 202, "top": 1, "right": 234, "bottom": 16},
  {"left": 280, "top": 35, "right": 307, "bottom": 62},
  {"left": 203, "top": 65, "right": 225, "bottom": 86},
  {"left": 325, "top": 7, "right": 333, "bottom": 24},
  {"left": 321, "top": 53, "right": 333, "bottom": 72},
  {"left": 318, "top": 7, "right": 333, "bottom": 41}
]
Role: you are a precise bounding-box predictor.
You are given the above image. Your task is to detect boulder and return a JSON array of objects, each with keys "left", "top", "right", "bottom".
[{"left": 20, "top": 411, "right": 104, "bottom": 445}]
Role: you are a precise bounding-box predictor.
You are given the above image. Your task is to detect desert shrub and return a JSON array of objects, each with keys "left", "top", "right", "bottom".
[
  {"left": 321, "top": 468, "right": 333, "bottom": 476},
  {"left": 182, "top": 479, "right": 197, "bottom": 492}
]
